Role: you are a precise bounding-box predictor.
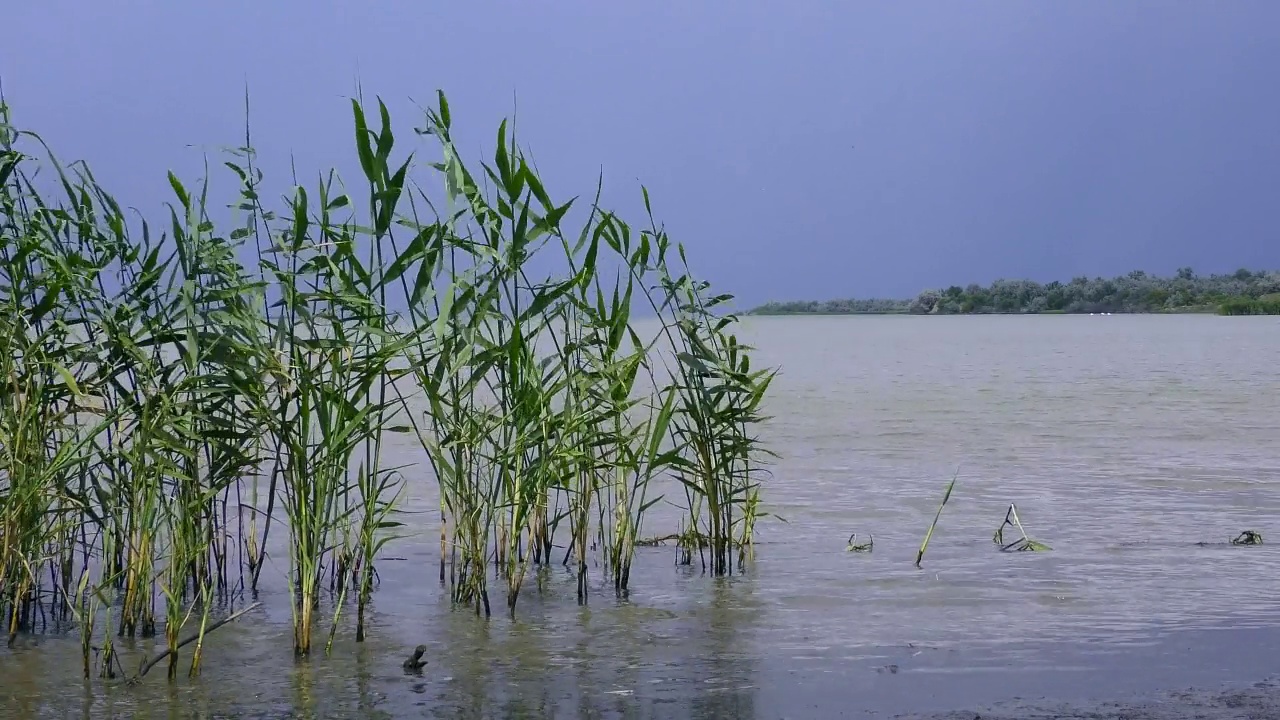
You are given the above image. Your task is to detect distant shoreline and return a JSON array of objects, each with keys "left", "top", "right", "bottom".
[
  {"left": 748, "top": 269, "right": 1280, "bottom": 317},
  {"left": 748, "top": 306, "right": 1221, "bottom": 317}
]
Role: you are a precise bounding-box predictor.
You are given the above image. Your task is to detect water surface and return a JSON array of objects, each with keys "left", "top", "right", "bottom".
[{"left": 2, "top": 314, "right": 1278, "bottom": 718}]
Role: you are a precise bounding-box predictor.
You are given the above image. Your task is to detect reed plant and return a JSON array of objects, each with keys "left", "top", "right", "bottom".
[
  {"left": 658, "top": 245, "right": 775, "bottom": 576},
  {"left": 0, "top": 88, "right": 776, "bottom": 665}
]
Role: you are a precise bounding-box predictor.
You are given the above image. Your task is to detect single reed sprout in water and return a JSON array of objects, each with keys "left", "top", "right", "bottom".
[
  {"left": 992, "top": 504, "right": 1051, "bottom": 552},
  {"left": 915, "top": 474, "right": 957, "bottom": 569},
  {"left": 846, "top": 532, "right": 873, "bottom": 552}
]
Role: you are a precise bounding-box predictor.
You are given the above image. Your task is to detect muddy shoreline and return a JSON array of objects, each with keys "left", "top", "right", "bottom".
[
  {"left": 912, "top": 678, "right": 1280, "bottom": 720},
  {"left": 744, "top": 618, "right": 1280, "bottom": 720},
  {"left": 2, "top": 620, "right": 1278, "bottom": 718}
]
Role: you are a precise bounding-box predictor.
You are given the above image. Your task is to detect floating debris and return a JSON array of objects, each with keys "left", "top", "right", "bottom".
[
  {"left": 1231, "top": 530, "right": 1264, "bottom": 546},
  {"left": 635, "top": 530, "right": 712, "bottom": 549},
  {"left": 635, "top": 534, "right": 679, "bottom": 547},
  {"left": 993, "top": 504, "right": 1051, "bottom": 552},
  {"left": 846, "top": 533, "right": 874, "bottom": 553}
]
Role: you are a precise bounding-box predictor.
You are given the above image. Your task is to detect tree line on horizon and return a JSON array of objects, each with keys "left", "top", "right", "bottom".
[{"left": 750, "top": 268, "right": 1280, "bottom": 316}]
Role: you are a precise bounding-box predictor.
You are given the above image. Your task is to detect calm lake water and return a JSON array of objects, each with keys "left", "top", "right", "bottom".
[{"left": 2, "top": 314, "right": 1278, "bottom": 718}]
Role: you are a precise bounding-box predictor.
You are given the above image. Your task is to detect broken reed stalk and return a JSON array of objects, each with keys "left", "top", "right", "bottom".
[
  {"left": 992, "top": 504, "right": 1050, "bottom": 552},
  {"left": 992, "top": 504, "right": 1023, "bottom": 547},
  {"left": 846, "top": 533, "right": 873, "bottom": 552},
  {"left": 915, "top": 474, "right": 957, "bottom": 568},
  {"left": 133, "top": 602, "right": 261, "bottom": 681},
  {"left": 1231, "top": 530, "right": 1263, "bottom": 546}
]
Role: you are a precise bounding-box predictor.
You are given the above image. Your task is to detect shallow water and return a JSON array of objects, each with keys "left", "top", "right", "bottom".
[{"left": 2, "top": 314, "right": 1278, "bottom": 718}]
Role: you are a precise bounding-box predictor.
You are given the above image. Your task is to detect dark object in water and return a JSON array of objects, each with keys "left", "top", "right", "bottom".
[
  {"left": 1231, "top": 530, "right": 1264, "bottom": 546},
  {"left": 846, "top": 532, "right": 873, "bottom": 552},
  {"left": 403, "top": 644, "right": 427, "bottom": 671}
]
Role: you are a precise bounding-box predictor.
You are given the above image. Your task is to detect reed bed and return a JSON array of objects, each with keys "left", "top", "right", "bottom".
[{"left": 0, "top": 91, "right": 775, "bottom": 677}]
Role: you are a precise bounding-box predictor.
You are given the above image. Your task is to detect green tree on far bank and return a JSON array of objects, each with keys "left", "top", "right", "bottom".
[{"left": 750, "top": 268, "right": 1280, "bottom": 316}]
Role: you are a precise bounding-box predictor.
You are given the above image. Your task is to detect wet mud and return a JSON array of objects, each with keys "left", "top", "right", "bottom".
[{"left": 914, "top": 678, "right": 1280, "bottom": 720}]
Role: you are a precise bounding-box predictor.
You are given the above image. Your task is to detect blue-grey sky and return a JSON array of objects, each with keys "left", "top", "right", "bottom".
[{"left": 4, "top": 1, "right": 1278, "bottom": 306}]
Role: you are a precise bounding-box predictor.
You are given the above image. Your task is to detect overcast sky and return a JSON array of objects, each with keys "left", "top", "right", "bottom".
[{"left": 4, "top": 1, "right": 1278, "bottom": 306}]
